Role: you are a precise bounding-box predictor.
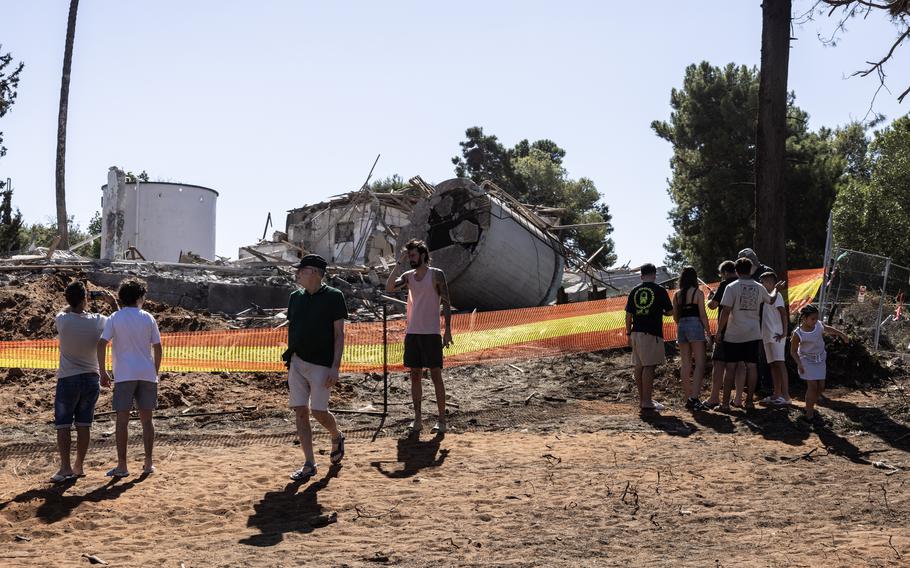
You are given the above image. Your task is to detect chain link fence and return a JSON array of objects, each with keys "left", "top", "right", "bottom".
[{"left": 821, "top": 247, "right": 910, "bottom": 354}]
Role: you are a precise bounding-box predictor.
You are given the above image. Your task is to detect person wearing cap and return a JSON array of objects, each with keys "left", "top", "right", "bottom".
[
  {"left": 282, "top": 254, "right": 348, "bottom": 482},
  {"left": 737, "top": 248, "right": 772, "bottom": 281},
  {"left": 716, "top": 258, "right": 786, "bottom": 410},
  {"left": 759, "top": 270, "right": 791, "bottom": 405},
  {"left": 50, "top": 281, "right": 118, "bottom": 483},
  {"left": 385, "top": 239, "right": 453, "bottom": 434},
  {"left": 625, "top": 263, "right": 674, "bottom": 411}
]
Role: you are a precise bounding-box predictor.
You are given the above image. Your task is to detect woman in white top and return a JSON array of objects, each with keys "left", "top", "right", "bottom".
[{"left": 790, "top": 304, "right": 847, "bottom": 423}]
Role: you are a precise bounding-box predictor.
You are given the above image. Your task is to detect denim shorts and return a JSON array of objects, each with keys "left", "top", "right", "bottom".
[
  {"left": 677, "top": 317, "right": 706, "bottom": 344},
  {"left": 54, "top": 372, "right": 101, "bottom": 429}
]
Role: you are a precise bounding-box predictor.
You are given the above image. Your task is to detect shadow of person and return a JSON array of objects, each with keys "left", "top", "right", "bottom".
[
  {"left": 735, "top": 407, "right": 811, "bottom": 447},
  {"left": 818, "top": 398, "right": 910, "bottom": 454},
  {"left": 812, "top": 421, "right": 872, "bottom": 464},
  {"left": 690, "top": 409, "right": 736, "bottom": 434},
  {"left": 240, "top": 463, "right": 342, "bottom": 547},
  {"left": 0, "top": 472, "right": 150, "bottom": 524},
  {"left": 638, "top": 412, "right": 698, "bottom": 437},
  {"left": 370, "top": 432, "right": 449, "bottom": 479}
]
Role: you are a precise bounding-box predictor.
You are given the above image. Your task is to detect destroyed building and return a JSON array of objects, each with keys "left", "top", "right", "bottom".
[
  {"left": 101, "top": 167, "right": 218, "bottom": 262},
  {"left": 398, "top": 178, "right": 566, "bottom": 311},
  {"left": 240, "top": 183, "right": 427, "bottom": 266}
]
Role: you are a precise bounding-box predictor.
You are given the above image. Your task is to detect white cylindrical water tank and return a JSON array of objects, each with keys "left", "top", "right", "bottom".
[{"left": 100, "top": 169, "right": 217, "bottom": 262}]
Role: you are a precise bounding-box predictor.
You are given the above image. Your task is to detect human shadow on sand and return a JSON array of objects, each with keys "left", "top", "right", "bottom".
[
  {"left": 638, "top": 412, "right": 698, "bottom": 437},
  {"left": 0, "top": 473, "right": 150, "bottom": 524},
  {"left": 819, "top": 398, "right": 910, "bottom": 454},
  {"left": 370, "top": 432, "right": 449, "bottom": 479},
  {"left": 240, "top": 463, "right": 342, "bottom": 547}
]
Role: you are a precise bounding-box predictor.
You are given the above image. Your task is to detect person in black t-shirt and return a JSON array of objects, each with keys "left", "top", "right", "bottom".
[
  {"left": 704, "top": 260, "right": 737, "bottom": 408},
  {"left": 625, "top": 263, "right": 674, "bottom": 411}
]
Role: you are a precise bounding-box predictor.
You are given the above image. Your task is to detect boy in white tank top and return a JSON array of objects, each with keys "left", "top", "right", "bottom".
[{"left": 386, "top": 239, "right": 453, "bottom": 434}]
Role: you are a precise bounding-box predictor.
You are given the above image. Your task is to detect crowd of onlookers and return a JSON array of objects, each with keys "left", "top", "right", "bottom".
[
  {"left": 625, "top": 248, "right": 846, "bottom": 422},
  {"left": 47, "top": 242, "right": 846, "bottom": 485}
]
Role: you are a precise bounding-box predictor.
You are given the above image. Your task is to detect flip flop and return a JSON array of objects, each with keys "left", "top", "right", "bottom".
[
  {"left": 431, "top": 422, "right": 447, "bottom": 434},
  {"left": 290, "top": 463, "right": 317, "bottom": 482},
  {"left": 105, "top": 468, "right": 130, "bottom": 478},
  {"left": 49, "top": 473, "right": 74, "bottom": 483},
  {"left": 142, "top": 466, "right": 156, "bottom": 475},
  {"left": 330, "top": 434, "right": 346, "bottom": 465}
]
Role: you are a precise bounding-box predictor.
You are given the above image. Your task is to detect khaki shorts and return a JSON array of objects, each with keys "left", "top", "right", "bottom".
[
  {"left": 288, "top": 355, "right": 332, "bottom": 412},
  {"left": 630, "top": 332, "right": 666, "bottom": 367}
]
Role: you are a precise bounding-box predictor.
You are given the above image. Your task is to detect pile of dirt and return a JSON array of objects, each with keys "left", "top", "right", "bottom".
[{"left": 0, "top": 270, "right": 230, "bottom": 341}]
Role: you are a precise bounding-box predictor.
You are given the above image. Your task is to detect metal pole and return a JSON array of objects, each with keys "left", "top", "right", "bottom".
[
  {"left": 819, "top": 212, "right": 833, "bottom": 321},
  {"left": 873, "top": 258, "right": 891, "bottom": 351},
  {"left": 382, "top": 302, "right": 388, "bottom": 417}
]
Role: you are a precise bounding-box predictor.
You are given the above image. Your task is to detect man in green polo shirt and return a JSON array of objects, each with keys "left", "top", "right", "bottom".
[{"left": 281, "top": 254, "right": 348, "bottom": 482}]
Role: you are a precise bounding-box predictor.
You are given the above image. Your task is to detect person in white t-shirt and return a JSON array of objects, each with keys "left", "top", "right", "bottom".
[
  {"left": 96, "top": 279, "right": 162, "bottom": 478},
  {"left": 759, "top": 271, "right": 791, "bottom": 406},
  {"left": 716, "top": 258, "right": 785, "bottom": 410}
]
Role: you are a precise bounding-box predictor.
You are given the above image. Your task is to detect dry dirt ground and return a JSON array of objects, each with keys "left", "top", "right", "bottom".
[
  {"left": 1, "top": 360, "right": 909, "bottom": 567},
  {"left": 2, "top": 274, "right": 910, "bottom": 566}
]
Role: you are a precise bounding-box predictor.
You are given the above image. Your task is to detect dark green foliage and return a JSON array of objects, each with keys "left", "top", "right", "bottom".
[{"left": 452, "top": 127, "right": 616, "bottom": 266}]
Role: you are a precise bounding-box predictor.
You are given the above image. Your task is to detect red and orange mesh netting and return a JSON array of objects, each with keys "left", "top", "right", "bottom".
[{"left": 0, "top": 269, "right": 822, "bottom": 373}]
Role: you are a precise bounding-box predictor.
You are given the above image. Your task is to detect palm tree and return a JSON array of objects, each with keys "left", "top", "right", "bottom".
[{"left": 55, "top": 0, "right": 79, "bottom": 248}]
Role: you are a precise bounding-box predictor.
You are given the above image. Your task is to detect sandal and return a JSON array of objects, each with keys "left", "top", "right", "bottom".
[
  {"left": 49, "top": 473, "right": 74, "bottom": 483},
  {"left": 290, "top": 462, "right": 317, "bottom": 482},
  {"left": 330, "top": 434, "right": 346, "bottom": 465},
  {"left": 105, "top": 468, "right": 130, "bottom": 478}
]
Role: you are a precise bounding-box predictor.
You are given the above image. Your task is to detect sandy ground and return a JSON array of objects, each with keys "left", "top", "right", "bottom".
[{"left": 1, "top": 395, "right": 909, "bottom": 568}]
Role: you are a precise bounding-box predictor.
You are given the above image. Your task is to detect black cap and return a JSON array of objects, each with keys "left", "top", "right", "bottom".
[{"left": 296, "top": 254, "right": 327, "bottom": 271}]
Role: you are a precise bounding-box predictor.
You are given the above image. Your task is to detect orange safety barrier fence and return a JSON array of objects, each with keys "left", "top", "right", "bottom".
[{"left": 0, "top": 269, "right": 823, "bottom": 374}]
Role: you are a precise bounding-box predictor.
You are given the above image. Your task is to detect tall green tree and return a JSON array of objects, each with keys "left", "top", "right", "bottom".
[
  {"left": 0, "top": 45, "right": 24, "bottom": 164},
  {"left": 55, "top": 0, "right": 80, "bottom": 248},
  {"left": 453, "top": 128, "right": 616, "bottom": 266},
  {"left": 0, "top": 189, "right": 23, "bottom": 254},
  {"left": 653, "top": 62, "right": 846, "bottom": 275},
  {"left": 833, "top": 114, "right": 910, "bottom": 266},
  {"left": 0, "top": 45, "right": 24, "bottom": 255}
]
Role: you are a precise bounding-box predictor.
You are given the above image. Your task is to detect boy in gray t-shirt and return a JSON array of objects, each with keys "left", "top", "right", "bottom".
[{"left": 50, "top": 281, "right": 118, "bottom": 483}]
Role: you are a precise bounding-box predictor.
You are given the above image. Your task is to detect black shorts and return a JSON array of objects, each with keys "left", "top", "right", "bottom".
[
  {"left": 712, "top": 340, "right": 727, "bottom": 362},
  {"left": 404, "top": 333, "right": 444, "bottom": 369},
  {"left": 722, "top": 340, "right": 761, "bottom": 364}
]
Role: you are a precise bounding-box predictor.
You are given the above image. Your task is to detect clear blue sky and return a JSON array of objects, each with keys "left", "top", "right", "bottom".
[{"left": 0, "top": 0, "right": 907, "bottom": 263}]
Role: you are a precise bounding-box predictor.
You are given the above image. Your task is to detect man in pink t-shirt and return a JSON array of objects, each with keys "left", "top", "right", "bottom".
[{"left": 386, "top": 239, "right": 453, "bottom": 434}]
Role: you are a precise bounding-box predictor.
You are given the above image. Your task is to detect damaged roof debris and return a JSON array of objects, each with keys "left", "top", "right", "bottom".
[{"left": 3, "top": 171, "right": 657, "bottom": 317}]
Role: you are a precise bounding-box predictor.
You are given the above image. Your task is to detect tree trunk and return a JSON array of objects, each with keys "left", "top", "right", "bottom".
[
  {"left": 754, "top": 0, "right": 790, "bottom": 279},
  {"left": 55, "top": 0, "right": 79, "bottom": 248}
]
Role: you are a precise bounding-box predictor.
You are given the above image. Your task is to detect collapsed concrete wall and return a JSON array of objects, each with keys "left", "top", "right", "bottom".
[
  {"left": 398, "top": 178, "right": 565, "bottom": 311},
  {"left": 86, "top": 272, "right": 295, "bottom": 314},
  {"left": 285, "top": 195, "right": 411, "bottom": 266}
]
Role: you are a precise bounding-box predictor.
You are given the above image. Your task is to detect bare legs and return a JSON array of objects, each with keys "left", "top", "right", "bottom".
[
  {"left": 114, "top": 410, "right": 154, "bottom": 474},
  {"left": 635, "top": 364, "right": 657, "bottom": 408},
  {"left": 294, "top": 406, "right": 342, "bottom": 465},
  {"left": 769, "top": 361, "right": 789, "bottom": 401},
  {"left": 410, "top": 368, "right": 446, "bottom": 429},
  {"left": 804, "top": 380, "right": 825, "bottom": 419},
  {"left": 55, "top": 427, "right": 90, "bottom": 478},
  {"left": 679, "top": 341, "right": 706, "bottom": 401}
]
